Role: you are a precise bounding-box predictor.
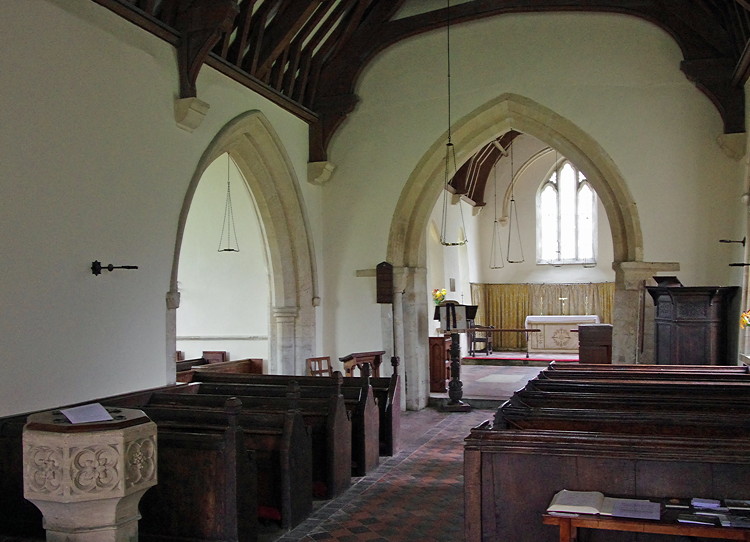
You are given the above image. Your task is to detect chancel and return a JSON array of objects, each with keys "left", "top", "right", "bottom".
[{"left": 4, "top": 1, "right": 750, "bottom": 541}]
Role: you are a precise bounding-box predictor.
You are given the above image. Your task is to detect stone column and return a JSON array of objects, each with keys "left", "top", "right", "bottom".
[
  {"left": 272, "top": 306, "right": 299, "bottom": 374},
  {"left": 401, "top": 266, "right": 429, "bottom": 410},
  {"left": 23, "top": 407, "right": 157, "bottom": 542},
  {"left": 612, "top": 261, "right": 678, "bottom": 364}
]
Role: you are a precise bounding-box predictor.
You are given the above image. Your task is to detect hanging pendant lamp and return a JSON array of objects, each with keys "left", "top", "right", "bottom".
[
  {"left": 218, "top": 153, "right": 240, "bottom": 253},
  {"left": 489, "top": 148, "right": 505, "bottom": 269},
  {"left": 506, "top": 143, "right": 525, "bottom": 263},
  {"left": 439, "top": 0, "right": 467, "bottom": 247}
]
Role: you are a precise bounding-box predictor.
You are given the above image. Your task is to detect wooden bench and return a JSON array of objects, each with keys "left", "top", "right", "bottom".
[
  {"left": 191, "top": 371, "right": 380, "bottom": 475},
  {"left": 538, "top": 366, "right": 750, "bottom": 382},
  {"left": 526, "top": 376, "right": 750, "bottom": 398},
  {"left": 495, "top": 398, "right": 750, "bottom": 437},
  {"left": 194, "top": 357, "right": 402, "bottom": 458},
  {"left": 175, "top": 356, "right": 208, "bottom": 383},
  {"left": 499, "top": 367, "right": 750, "bottom": 436},
  {"left": 138, "top": 397, "right": 258, "bottom": 542},
  {"left": 0, "top": 389, "right": 263, "bottom": 542},
  {"left": 341, "top": 356, "right": 401, "bottom": 456},
  {"left": 464, "top": 370, "right": 750, "bottom": 542},
  {"left": 546, "top": 361, "right": 750, "bottom": 373},
  {"left": 0, "top": 414, "right": 44, "bottom": 538},
  {"left": 191, "top": 358, "right": 264, "bottom": 375},
  {"left": 514, "top": 388, "right": 750, "bottom": 413},
  {"left": 142, "top": 400, "right": 312, "bottom": 529},
  {"left": 149, "top": 383, "right": 352, "bottom": 499}
]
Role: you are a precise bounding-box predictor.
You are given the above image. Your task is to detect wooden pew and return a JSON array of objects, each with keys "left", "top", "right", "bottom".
[
  {"left": 526, "top": 376, "right": 750, "bottom": 398},
  {"left": 194, "top": 356, "right": 402, "bottom": 458},
  {"left": 175, "top": 356, "right": 208, "bottom": 383},
  {"left": 547, "top": 361, "right": 750, "bottom": 373},
  {"left": 142, "top": 400, "right": 313, "bottom": 530},
  {"left": 538, "top": 366, "right": 750, "bottom": 382},
  {"left": 0, "top": 414, "right": 44, "bottom": 538},
  {"left": 341, "top": 356, "right": 401, "bottom": 456},
  {"left": 195, "top": 357, "right": 402, "bottom": 457},
  {"left": 514, "top": 388, "right": 750, "bottom": 413},
  {"left": 189, "top": 358, "right": 264, "bottom": 375},
  {"left": 494, "top": 397, "right": 750, "bottom": 437},
  {"left": 464, "top": 371, "right": 750, "bottom": 542},
  {"left": 191, "top": 371, "right": 380, "bottom": 476},
  {"left": 138, "top": 397, "right": 258, "bottom": 542},
  {"left": 149, "top": 383, "right": 352, "bottom": 499},
  {"left": 0, "top": 389, "right": 260, "bottom": 542}
]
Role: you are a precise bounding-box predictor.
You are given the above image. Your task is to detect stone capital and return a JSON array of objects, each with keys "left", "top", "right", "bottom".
[
  {"left": 272, "top": 306, "right": 299, "bottom": 322},
  {"left": 613, "top": 261, "right": 680, "bottom": 290}
]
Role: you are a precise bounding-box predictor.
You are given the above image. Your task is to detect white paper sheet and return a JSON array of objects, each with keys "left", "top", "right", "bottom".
[{"left": 60, "top": 403, "right": 113, "bottom": 424}]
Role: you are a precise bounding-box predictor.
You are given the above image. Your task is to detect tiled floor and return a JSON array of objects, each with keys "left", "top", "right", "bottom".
[
  {"left": 267, "top": 407, "right": 493, "bottom": 542},
  {"left": 265, "top": 362, "right": 545, "bottom": 542}
]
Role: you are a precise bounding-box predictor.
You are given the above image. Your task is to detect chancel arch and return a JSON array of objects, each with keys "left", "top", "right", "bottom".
[
  {"left": 168, "top": 110, "right": 317, "bottom": 379},
  {"left": 388, "top": 93, "right": 649, "bottom": 409}
]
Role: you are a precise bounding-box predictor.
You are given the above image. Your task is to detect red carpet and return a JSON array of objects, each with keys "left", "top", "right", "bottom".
[{"left": 463, "top": 355, "right": 578, "bottom": 363}]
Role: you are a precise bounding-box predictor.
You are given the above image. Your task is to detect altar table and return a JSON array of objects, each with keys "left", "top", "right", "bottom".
[{"left": 525, "top": 315, "right": 600, "bottom": 355}]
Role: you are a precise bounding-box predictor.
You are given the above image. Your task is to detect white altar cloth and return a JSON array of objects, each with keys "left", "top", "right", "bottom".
[{"left": 525, "top": 315, "right": 600, "bottom": 354}]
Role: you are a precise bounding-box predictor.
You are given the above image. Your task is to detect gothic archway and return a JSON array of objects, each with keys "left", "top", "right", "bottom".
[
  {"left": 168, "top": 110, "right": 317, "bottom": 379},
  {"left": 387, "top": 93, "right": 645, "bottom": 409}
]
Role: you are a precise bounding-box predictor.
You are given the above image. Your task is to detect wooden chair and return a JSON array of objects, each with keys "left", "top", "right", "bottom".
[
  {"left": 468, "top": 322, "right": 494, "bottom": 356},
  {"left": 307, "top": 356, "right": 333, "bottom": 377}
]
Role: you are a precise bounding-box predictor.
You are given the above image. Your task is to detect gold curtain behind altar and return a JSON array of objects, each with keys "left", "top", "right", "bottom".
[{"left": 470, "top": 282, "right": 614, "bottom": 351}]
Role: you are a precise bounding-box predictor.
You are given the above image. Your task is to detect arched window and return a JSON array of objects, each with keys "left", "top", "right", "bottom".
[{"left": 537, "top": 160, "right": 597, "bottom": 265}]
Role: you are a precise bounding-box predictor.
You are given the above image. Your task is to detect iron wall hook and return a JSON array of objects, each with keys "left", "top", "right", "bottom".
[{"left": 91, "top": 260, "right": 139, "bottom": 276}]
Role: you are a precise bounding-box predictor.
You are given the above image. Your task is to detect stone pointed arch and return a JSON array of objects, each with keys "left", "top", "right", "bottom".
[
  {"left": 168, "top": 110, "right": 317, "bottom": 378},
  {"left": 387, "top": 93, "right": 644, "bottom": 409},
  {"left": 389, "top": 93, "right": 642, "bottom": 267}
]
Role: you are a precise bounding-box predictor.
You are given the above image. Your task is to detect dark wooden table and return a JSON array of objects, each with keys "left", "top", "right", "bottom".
[{"left": 543, "top": 513, "right": 750, "bottom": 541}]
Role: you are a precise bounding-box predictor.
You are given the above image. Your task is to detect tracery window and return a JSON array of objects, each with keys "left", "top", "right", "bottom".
[{"left": 537, "top": 160, "right": 597, "bottom": 265}]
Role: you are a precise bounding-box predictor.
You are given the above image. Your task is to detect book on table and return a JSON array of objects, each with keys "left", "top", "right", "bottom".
[
  {"left": 547, "top": 490, "right": 661, "bottom": 520},
  {"left": 677, "top": 513, "right": 721, "bottom": 526},
  {"left": 725, "top": 499, "right": 750, "bottom": 511}
]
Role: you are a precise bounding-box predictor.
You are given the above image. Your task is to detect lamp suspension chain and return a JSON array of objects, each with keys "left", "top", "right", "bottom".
[
  {"left": 506, "top": 142, "right": 525, "bottom": 263},
  {"left": 490, "top": 143, "right": 505, "bottom": 269},
  {"left": 439, "top": 0, "right": 467, "bottom": 247},
  {"left": 218, "top": 153, "right": 240, "bottom": 253}
]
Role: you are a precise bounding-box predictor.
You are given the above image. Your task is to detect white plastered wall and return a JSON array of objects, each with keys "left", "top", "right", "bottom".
[
  {"left": 0, "top": 0, "right": 314, "bottom": 417},
  {"left": 176, "top": 155, "right": 270, "bottom": 362}
]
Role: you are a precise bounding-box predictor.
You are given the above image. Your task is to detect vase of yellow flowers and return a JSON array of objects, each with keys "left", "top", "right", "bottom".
[
  {"left": 432, "top": 288, "right": 447, "bottom": 305},
  {"left": 741, "top": 309, "right": 750, "bottom": 329}
]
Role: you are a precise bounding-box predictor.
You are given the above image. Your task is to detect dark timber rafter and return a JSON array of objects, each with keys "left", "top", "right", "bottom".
[
  {"left": 310, "top": 0, "right": 747, "bottom": 161},
  {"left": 92, "top": 0, "right": 749, "bottom": 162}
]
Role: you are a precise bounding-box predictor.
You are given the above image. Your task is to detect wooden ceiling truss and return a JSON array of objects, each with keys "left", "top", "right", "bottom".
[{"left": 93, "top": 0, "right": 750, "bottom": 163}]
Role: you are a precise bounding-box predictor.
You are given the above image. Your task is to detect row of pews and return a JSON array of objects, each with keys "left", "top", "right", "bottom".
[
  {"left": 465, "top": 362, "right": 750, "bottom": 542},
  {"left": 0, "top": 358, "right": 401, "bottom": 542}
]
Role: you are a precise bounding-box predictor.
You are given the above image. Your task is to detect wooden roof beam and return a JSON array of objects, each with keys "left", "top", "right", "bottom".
[{"left": 255, "top": 0, "right": 325, "bottom": 80}]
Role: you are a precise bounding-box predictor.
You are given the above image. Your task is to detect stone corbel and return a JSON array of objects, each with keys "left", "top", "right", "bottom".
[
  {"left": 308, "top": 161, "right": 336, "bottom": 185},
  {"left": 174, "top": 96, "right": 210, "bottom": 132},
  {"left": 717, "top": 132, "right": 747, "bottom": 160}
]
